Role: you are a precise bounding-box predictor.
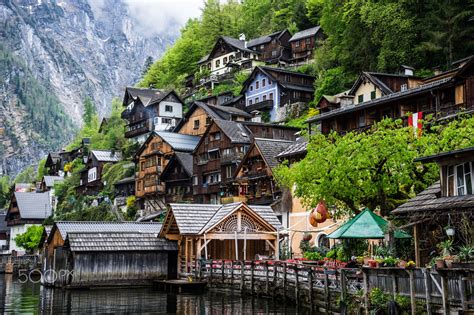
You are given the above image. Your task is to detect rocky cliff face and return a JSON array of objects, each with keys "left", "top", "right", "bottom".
[{"left": 0, "top": 0, "right": 176, "bottom": 176}]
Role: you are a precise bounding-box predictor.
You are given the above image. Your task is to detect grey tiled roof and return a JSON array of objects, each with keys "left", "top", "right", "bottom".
[
  {"left": 392, "top": 181, "right": 474, "bottom": 215},
  {"left": 214, "top": 119, "right": 252, "bottom": 144},
  {"left": 277, "top": 140, "right": 308, "bottom": 159},
  {"left": 289, "top": 26, "right": 321, "bottom": 42},
  {"left": 247, "top": 30, "right": 286, "bottom": 48},
  {"left": 91, "top": 150, "right": 122, "bottom": 162},
  {"left": 221, "top": 36, "right": 255, "bottom": 53},
  {"left": 174, "top": 152, "right": 193, "bottom": 177},
  {"left": 195, "top": 101, "right": 251, "bottom": 119},
  {"left": 156, "top": 131, "right": 200, "bottom": 152},
  {"left": 54, "top": 221, "right": 163, "bottom": 240},
  {"left": 14, "top": 192, "right": 51, "bottom": 220},
  {"left": 114, "top": 176, "right": 135, "bottom": 185},
  {"left": 125, "top": 87, "right": 171, "bottom": 107},
  {"left": 67, "top": 232, "right": 177, "bottom": 252},
  {"left": 43, "top": 176, "right": 64, "bottom": 188},
  {"left": 169, "top": 202, "right": 282, "bottom": 235},
  {"left": 254, "top": 138, "right": 295, "bottom": 169}
]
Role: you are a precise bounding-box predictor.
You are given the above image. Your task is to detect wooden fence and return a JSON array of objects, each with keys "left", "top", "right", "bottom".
[
  {"left": 0, "top": 255, "right": 39, "bottom": 273},
  {"left": 195, "top": 260, "right": 474, "bottom": 314}
]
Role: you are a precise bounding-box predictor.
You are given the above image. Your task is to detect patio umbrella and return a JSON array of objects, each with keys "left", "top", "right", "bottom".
[{"left": 327, "top": 208, "right": 411, "bottom": 239}]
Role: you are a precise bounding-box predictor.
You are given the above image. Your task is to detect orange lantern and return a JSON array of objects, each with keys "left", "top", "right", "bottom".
[{"left": 309, "top": 200, "right": 328, "bottom": 227}]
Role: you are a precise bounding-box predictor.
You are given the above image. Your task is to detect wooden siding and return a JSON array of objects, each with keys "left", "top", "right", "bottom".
[{"left": 177, "top": 107, "right": 210, "bottom": 136}]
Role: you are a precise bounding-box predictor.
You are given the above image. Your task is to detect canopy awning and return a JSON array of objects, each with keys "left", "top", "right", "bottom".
[{"left": 327, "top": 208, "right": 411, "bottom": 239}]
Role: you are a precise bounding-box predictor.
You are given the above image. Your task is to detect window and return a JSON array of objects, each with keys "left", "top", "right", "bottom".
[
  {"left": 358, "top": 114, "right": 365, "bottom": 127},
  {"left": 194, "top": 119, "right": 200, "bottom": 129},
  {"left": 215, "top": 59, "right": 220, "bottom": 67},
  {"left": 165, "top": 105, "right": 173, "bottom": 112},
  {"left": 208, "top": 150, "right": 220, "bottom": 160},
  {"left": 141, "top": 161, "right": 145, "bottom": 171},
  {"left": 401, "top": 84, "right": 408, "bottom": 91},
  {"left": 446, "top": 162, "right": 473, "bottom": 196},
  {"left": 255, "top": 97, "right": 259, "bottom": 103},
  {"left": 256, "top": 81, "right": 259, "bottom": 89},
  {"left": 223, "top": 148, "right": 232, "bottom": 156},
  {"left": 358, "top": 95, "right": 364, "bottom": 103},
  {"left": 226, "top": 165, "right": 233, "bottom": 178},
  {"left": 262, "top": 79, "right": 266, "bottom": 87},
  {"left": 293, "top": 91, "right": 300, "bottom": 98},
  {"left": 162, "top": 118, "right": 172, "bottom": 124},
  {"left": 153, "top": 117, "right": 159, "bottom": 125},
  {"left": 205, "top": 117, "right": 211, "bottom": 126},
  {"left": 260, "top": 44, "right": 264, "bottom": 49},
  {"left": 263, "top": 95, "right": 267, "bottom": 101},
  {"left": 223, "top": 57, "right": 228, "bottom": 64},
  {"left": 306, "top": 38, "right": 311, "bottom": 45},
  {"left": 295, "top": 41, "right": 300, "bottom": 47},
  {"left": 248, "top": 99, "right": 253, "bottom": 106},
  {"left": 268, "top": 80, "right": 272, "bottom": 85},
  {"left": 250, "top": 85, "right": 253, "bottom": 92},
  {"left": 269, "top": 92, "right": 274, "bottom": 100},
  {"left": 271, "top": 50, "right": 277, "bottom": 57},
  {"left": 210, "top": 132, "right": 221, "bottom": 141},
  {"left": 370, "top": 91, "right": 376, "bottom": 100}
]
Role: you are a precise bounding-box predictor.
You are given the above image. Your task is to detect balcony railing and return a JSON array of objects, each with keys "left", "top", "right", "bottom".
[
  {"left": 246, "top": 99, "right": 274, "bottom": 112},
  {"left": 125, "top": 120, "right": 152, "bottom": 138},
  {"left": 144, "top": 184, "right": 165, "bottom": 195},
  {"left": 221, "top": 152, "right": 245, "bottom": 164},
  {"left": 143, "top": 165, "right": 162, "bottom": 175}
]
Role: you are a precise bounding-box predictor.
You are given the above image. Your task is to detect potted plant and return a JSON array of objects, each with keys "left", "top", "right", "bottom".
[
  {"left": 405, "top": 260, "right": 416, "bottom": 269},
  {"left": 435, "top": 256, "right": 445, "bottom": 269},
  {"left": 437, "top": 240, "right": 454, "bottom": 257},
  {"left": 382, "top": 256, "right": 398, "bottom": 267}
]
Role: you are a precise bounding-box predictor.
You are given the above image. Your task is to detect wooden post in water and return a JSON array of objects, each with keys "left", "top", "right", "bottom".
[
  {"left": 363, "top": 269, "right": 369, "bottom": 315},
  {"left": 221, "top": 259, "right": 225, "bottom": 283},
  {"left": 408, "top": 269, "right": 416, "bottom": 315},
  {"left": 273, "top": 262, "right": 278, "bottom": 297},
  {"left": 440, "top": 271, "right": 449, "bottom": 314},
  {"left": 210, "top": 260, "right": 214, "bottom": 286},
  {"left": 240, "top": 261, "right": 245, "bottom": 292},
  {"left": 422, "top": 268, "right": 432, "bottom": 315},
  {"left": 265, "top": 261, "right": 269, "bottom": 295},
  {"left": 250, "top": 261, "right": 255, "bottom": 295},
  {"left": 308, "top": 267, "right": 314, "bottom": 312},
  {"left": 283, "top": 262, "right": 287, "bottom": 300},
  {"left": 230, "top": 261, "right": 234, "bottom": 287},
  {"left": 294, "top": 264, "right": 299, "bottom": 304}
]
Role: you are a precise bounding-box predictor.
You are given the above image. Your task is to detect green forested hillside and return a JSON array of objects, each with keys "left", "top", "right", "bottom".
[{"left": 140, "top": 0, "right": 473, "bottom": 101}]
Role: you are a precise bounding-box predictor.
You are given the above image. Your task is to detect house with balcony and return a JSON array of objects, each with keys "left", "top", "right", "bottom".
[
  {"left": 76, "top": 150, "right": 122, "bottom": 196},
  {"left": 247, "top": 30, "right": 292, "bottom": 65},
  {"left": 121, "top": 87, "right": 184, "bottom": 143},
  {"left": 44, "top": 152, "right": 62, "bottom": 176},
  {"left": 241, "top": 66, "right": 315, "bottom": 122},
  {"left": 289, "top": 26, "right": 324, "bottom": 65},
  {"left": 192, "top": 119, "right": 299, "bottom": 204},
  {"left": 392, "top": 146, "right": 474, "bottom": 266},
  {"left": 0, "top": 210, "right": 9, "bottom": 254},
  {"left": 135, "top": 131, "right": 200, "bottom": 214},
  {"left": 307, "top": 56, "right": 474, "bottom": 135},
  {"left": 161, "top": 152, "right": 194, "bottom": 204},
  {"left": 174, "top": 101, "right": 251, "bottom": 136},
  {"left": 5, "top": 191, "right": 52, "bottom": 254}
]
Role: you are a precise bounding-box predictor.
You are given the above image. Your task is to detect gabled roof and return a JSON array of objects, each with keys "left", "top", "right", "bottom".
[
  {"left": 50, "top": 221, "right": 163, "bottom": 242},
  {"left": 156, "top": 131, "right": 200, "bottom": 152},
  {"left": 213, "top": 119, "right": 252, "bottom": 144},
  {"left": 122, "top": 87, "right": 182, "bottom": 107},
  {"left": 114, "top": 176, "right": 135, "bottom": 186},
  {"left": 42, "top": 176, "right": 64, "bottom": 188},
  {"left": 276, "top": 139, "right": 308, "bottom": 160},
  {"left": 349, "top": 72, "right": 396, "bottom": 96},
  {"left": 66, "top": 232, "right": 177, "bottom": 252},
  {"left": 91, "top": 150, "right": 122, "bottom": 163},
  {"left": 173, "top": 101, "right": 251, "bottom": 133},
  {"left": 247, "top": 30, "right": 289, "bottom": 48},
  {"left": 162, "top": 202, "right": 282, "bottom": 236},
  {"left": 199, "top": 36, "right": 258, "bottom": 64},
  {"left": 241, "top": 66, "right": 315, "bottom": 94},
  {"left": 255, "top": 138, "right": 295, "bottom": 169},
  {"left": 11, "top": 192, "right": 51, "bottom": 220},
  {"left": 289, "top": 26, "right": 322, "bottom": 42},
  {"left": 45, "top": 152, "right": 61, "bottom": 167},
  {"left": 161, "top": 151, "right": 193, "bottom": 180}
]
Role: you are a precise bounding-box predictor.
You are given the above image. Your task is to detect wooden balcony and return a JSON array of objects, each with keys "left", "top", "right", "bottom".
[
  {"left": 246, "top": 99, "right": 274, "bottom": 112},
  {"left": 143, "top": 165, "right": 162, "bottom": 175},
  {"left": 125, "top": 120, "right": 152, "bottom": 138},
  {"left": 143, "top": 184, "right": 165, "bottom": 195},
  {"left": 221, "top": 152, "right": 245, "bottom": 164},
  {"left": 221, "top": 196, "right": 247, "bottom": 204}
]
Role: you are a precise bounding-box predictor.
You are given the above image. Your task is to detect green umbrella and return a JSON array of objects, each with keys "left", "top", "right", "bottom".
[{"left": 327, "top": 208, "right": 411, "bottom": 239}]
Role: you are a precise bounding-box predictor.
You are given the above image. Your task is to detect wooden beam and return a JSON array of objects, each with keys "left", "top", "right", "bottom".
[
  {"left": 234, "top": 231, "right": 239, "bottom": 260},
  {"left": 204, "top": 233, "right": 275, "bottom": 240},
  {"left": 414, "top": 224, "right": 421, "bottom": 267},
  {"left": 165, "top": 233, "right": 180, "bottom": 240},
  {"left": 265, "top": 240, "right": 275, "bottom": 251}
]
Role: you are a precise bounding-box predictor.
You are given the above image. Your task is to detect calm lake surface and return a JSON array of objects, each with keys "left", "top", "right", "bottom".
[{"left": 0, "top": 274, "right": 306, "bottom": 314}]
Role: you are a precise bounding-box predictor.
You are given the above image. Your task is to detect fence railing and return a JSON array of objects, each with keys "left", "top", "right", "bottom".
[{"left": 195, "top": 259, "right": 474, "bottom": 314}]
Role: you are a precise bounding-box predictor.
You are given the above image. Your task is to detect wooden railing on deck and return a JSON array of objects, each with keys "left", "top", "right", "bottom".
[{"left": 194, "top": 259, "right": 474, "bottom": 314}]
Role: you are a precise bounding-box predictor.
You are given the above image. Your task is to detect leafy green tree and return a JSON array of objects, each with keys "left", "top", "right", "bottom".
[
  {"left": 142, "top": 56, "right": 154, "bottom": 76},
  {"left": 14, "top": 166, "right": 36, "bottom": 184},
  {"left": 0, "top": 176, "right": 11, "bottom": 208},
  {"left": 36, "top": 158, "right": 46, "bottom": 182},
  {"left": 83, "top": 97, "right": 96, "bottom": 128},
  {"left": 14, "top": 225, "right": 44, "bottom": 252}
]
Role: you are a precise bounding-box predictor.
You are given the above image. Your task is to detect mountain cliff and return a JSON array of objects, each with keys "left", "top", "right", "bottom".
[{"left": 0, "top": 0, "right": 176, "bottom": 176}]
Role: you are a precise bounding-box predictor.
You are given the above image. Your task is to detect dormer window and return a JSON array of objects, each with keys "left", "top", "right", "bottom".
[{"left": 446, "top": 162, "right": 473, "bottom": 196}]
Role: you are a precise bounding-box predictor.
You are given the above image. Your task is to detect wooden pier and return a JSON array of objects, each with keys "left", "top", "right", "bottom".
[
  {"left": 153, "top": 279, "right": 207, "bottom": 293},
  {"left": 194, "top": 259, "right": 474, "bottom": 314}
]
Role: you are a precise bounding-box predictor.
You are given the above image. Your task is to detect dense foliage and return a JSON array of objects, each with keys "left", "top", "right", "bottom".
[
  {"left": 14, "top": 225, "right": 44, "bottom": 252},
  {"left": 275, "top": 116, "right": 474, "bottom": 217},
  {"left": 0, "top": 176, "right": 11, "bottom": 208}
]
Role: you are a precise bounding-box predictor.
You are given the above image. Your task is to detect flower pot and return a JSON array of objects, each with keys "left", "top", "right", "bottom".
[
  {"left": 368, "top": 260, "right": 377, "bottom": 268},
  {"left": 398, "top": 260, "right": 407, "bottom": 268},
  {"left": 363, "top": 257, "right": 370, "bottom": 266},
  {"left": 435, "top": 259, "right": 445, "bottom": 269},
  {"left": 445, "top": 259, "right": 454, "bottom": 268}
]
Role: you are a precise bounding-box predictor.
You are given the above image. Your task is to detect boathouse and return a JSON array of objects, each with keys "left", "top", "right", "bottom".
[
  {"left": 44, "top": 221, "right": 177, "bottom": 287},
  {"left": 160, "top": 202, "right": 282, "bottom": 274}
]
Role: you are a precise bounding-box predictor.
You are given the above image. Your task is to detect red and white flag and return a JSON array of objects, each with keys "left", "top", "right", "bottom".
[{"left": 408, "top": 112, "right": 423, "bottom": 136}]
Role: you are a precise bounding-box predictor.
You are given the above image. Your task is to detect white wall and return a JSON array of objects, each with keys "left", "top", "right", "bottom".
[{"left": 158, "top": 101, "right": 183, "bottom": 119}]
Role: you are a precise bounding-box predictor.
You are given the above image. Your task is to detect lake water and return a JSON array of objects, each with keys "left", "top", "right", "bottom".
[{"left": 0, "top": 275, "right": 306, "bottom": 314}]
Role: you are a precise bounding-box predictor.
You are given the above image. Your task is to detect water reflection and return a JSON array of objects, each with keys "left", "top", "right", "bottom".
[{"left": 0, "top": 275, "right": 307, "bottom": 314}]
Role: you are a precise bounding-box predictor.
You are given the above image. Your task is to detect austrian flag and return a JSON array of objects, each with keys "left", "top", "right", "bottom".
[{"left": 408, "top": 112, "right": 423, "bottom": 136}]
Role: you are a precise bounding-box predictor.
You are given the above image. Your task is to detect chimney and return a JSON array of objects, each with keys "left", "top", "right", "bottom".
[
  {"left": 339, "top": 95, "right": 354, "bottom": 109},
  {"left": 239, "top": 33, "right": 247, "bottom": 48},
  {"left": 401, "top": 65, "right": 414, "bottom": 76}
]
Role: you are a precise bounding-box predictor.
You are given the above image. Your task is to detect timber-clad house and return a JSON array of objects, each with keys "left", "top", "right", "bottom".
[
  {"left": 121, "top": 87, "right": 184, "bottom": 143},
  {"left": 192, "top": 119, "right": 299, "bottom": 204},
  {"left": 246, "top": 29, "right": 292, "bottom": 65},
  {"left": 392, "top": 146, "right": 474, "bottom": 266},
  {"left": 76, "top": 150, "right": 122, "bottom": 195},
  {"left": 160, "top": 202, "right": 282, "bottom": 274},
  {"left": 289, "top": 26, "right": 324, "bottom": 65},
  {"left": 135, "top": 131, "right": 200, "bottom": 214},
  {"left": 161, "top": 152, "right": 194, "bottom": 204},
  {"left": 307, "top": 56, "right": 474, "bottom": 134}
]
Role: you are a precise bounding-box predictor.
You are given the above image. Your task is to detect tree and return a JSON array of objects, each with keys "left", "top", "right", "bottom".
[
  {"left": 83, "top": 97, "right": 96, "bottom": 128},
  {"left": 275, "top": 117, "right": 474, "bottom": 217},
  {"left": 142, "top": 56, "right": 154, "bottom": 76},
  {"left": 0, "top": 176, "right": 11, "bottom": 208},
  {"left": 14, "top": 225, "right": 44, "bottom": 253}
]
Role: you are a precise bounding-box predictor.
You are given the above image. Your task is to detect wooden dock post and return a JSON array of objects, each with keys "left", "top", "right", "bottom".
[
  {"left": 363, "top": 269, "right": 369, "bottom": 315},
  {"left": 422, "top": 268, "right": 432, "bottom": 315},
  {"left": 272, "top": 262, "right": 278, "bottom": 297},
  {"left": 230, "top": 261, "right": 234, "bottom": 287},
  {"left": 210, "top": 260, "right": 214, "bottom": 286},
  {"left": 250, "top": 261, "right": 255, "bottom": 294},
  {"left": 324, "top": 270, "right": 330, "bottom": 311},
  {"left": 408, "top": 269, "right": 416, "bottom": 315},
  {"left": 265, "top": 261, "right": 269, "bottom": 295},
  {"left": 308, "top": 267, "right": 314, "bottom": 312},
  {"left": 294, "top": 265, "right": 299, "bottom": 304},
  {"left": 240, "top": 261, "right": 245, "bottom": 292},
  {"left": 283, "top": 262, "right": 287, "bottom": 299},
  {"left": 221, "top": 259, "right": 225, "bottom": 283}
]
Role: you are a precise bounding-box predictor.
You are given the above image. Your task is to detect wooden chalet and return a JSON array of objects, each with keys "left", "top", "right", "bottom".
[
  {"left": 307, "top": 56, "right": 474, "bottom": 134},
  {"left": 192, "top": 119, "right": 299, "bottom": 204},
  {"left": 160, "top": 202, "right": 282, "bottom": 274},
  {"left": 0, "top": 210, "right": 9, "bottom": 254},
  {"left": 233, "top": 138, "right": 294, "bottom": 207},
  {"left": 276, "top": 138, "right": 308, "bottom": 165},
  {"left": 135, "top": 131, "right": 200, "bottom": 214},
  {"left": 121, "top": 87, "right": 184, "bottom": 143},
  {"left": 38, "top": 175, "right": 64, "bottom": 193},
  {"left": 289, "top": 26, "right": 324, "bottom": 65},
  {"left": 113, "top": 176, "right": 135, "bottom": 208},
  {"left": 6, "top": 191, "right": 52, "bottom": 253},
  {"left": 43, "top": 221, "right": 176, "bottom": 287},
  {"left": 241, "top": 66, "right": 315, "bottom": 122},
  {"left": 161, "top": 152, "right": 194, "bottom": 204},
  {"left": 174, "top": 101, "right": 251, "bottom": 136},
  {"left": 76, "top": 150, "right": 122, "bottom": 195},
  {"left": 44, "top": 152, "right": 62, "bottom": 176},
  {"left": 392, "top": 146, "right": 474, "bottom": 266},
  {"left": 198, "top": 35, "right": 260, "bottom": 79},
  {"left": 246, "top": 30, "right": 292, "bottom": 65}
]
